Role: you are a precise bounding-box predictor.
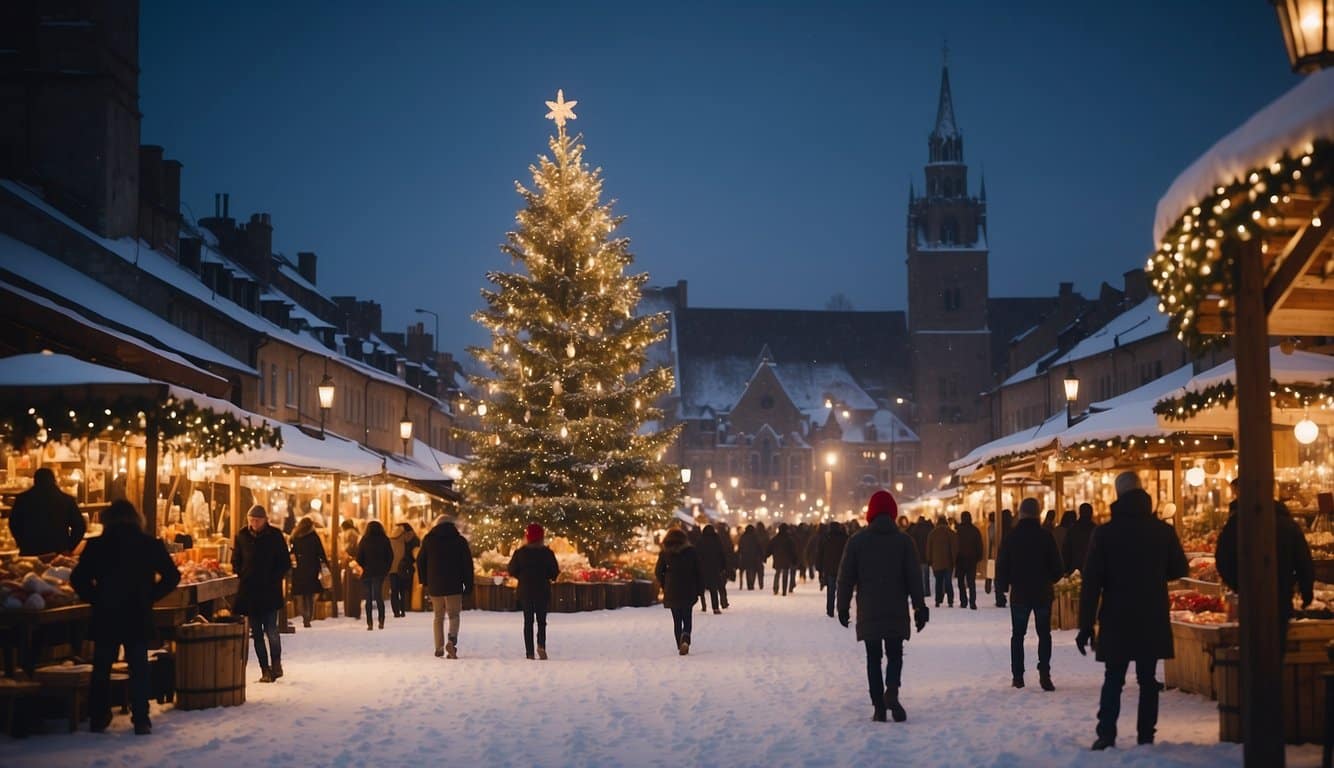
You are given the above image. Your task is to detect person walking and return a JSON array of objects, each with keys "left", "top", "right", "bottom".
[
  {"left": 817, "top": 520, "right": 849, "bottom": 618},
  {"left": 417, "top": 516, "right": 474, "bottom": 659},
  {"left": 1214, "top": 495, "right": 1314, "bottom": 654},
  {"left": 716, "top": 522, "right": 736, "bottom": 608},
  {"left": 1077, "top": 472, "right": 1189, "bottom": 750},
  {"left": 908, "top": 515, "right": 933, "bottom": 599},
  {"left": 766, "top": 523, "right": 799, "bottom": 596},
  {"left": 995, "top": 509, "right": 1014, "bottom": 607},
  {"left": 289, "top": 516, "right": 327, "bottom": 628},
  {"left": 695, "top": 523, "right": 728, "bottom": 614},
  {"left": 926, "top": 516, "right": 957, "bottom": 608},
  {"left": 508, "top": 523, "right": 560, "bottom": 659},
  {"left": 1062, "top": 503, "right": 1095, "bottom": 575},
  {"left": 954, "top": 511, "right": 983, "bottom": 610},
  {"left": 70, "top": 500, "right": 179, "bottom": 735},
  {"left": 340, "top": 519, "right": 362, "bottom": 620},
  {"left": 738, "top": 524, "right": 763, "bottom": 590},
  {"left": 388, "top": 522, "right": 420, "bottom": 618},
  {"left": 995, "top": 498, "right": 1063, "bottom": 691},
  {"left": 655, "top": 527, "right": 704, "bottom": 655},
  {"left": 837, "top": 490, "right": 928, "bottom": 723},
  {"left": 8, "top": 467, "right": 86, "bottom": 555},
  {"left": 232, "top": 505, "right": 290, "bottom": 683},
  {"left": 356, "top": 521, "right": 394, "bottom": 631},
  {"left": 1053, "top": 510, "right": 1076, "bottom": 565}
]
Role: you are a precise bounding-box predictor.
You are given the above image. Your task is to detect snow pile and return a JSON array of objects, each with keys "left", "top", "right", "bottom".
[{"left": 6, "top": 588, "right": 1309, "bottom": 767}]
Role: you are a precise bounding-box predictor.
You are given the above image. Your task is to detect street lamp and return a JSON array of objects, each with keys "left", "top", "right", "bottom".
[
  {"left": 399, "top": 404, "right": 414, "bottom": 456},
  {"left": 680, "top": 467, "right": 692, "bottom": 516},
  {"left": 824, "top": 451, "right": 837, "bottom": 511},
  {"left": 1272, "top": 0, "right": 1334, "bottom": 73},
  {"left": 317, "top": 370, "right": 336, "bottom": 437},
  {"left": 1062, "top": 364, "right": 1080, "bottom": 428}
]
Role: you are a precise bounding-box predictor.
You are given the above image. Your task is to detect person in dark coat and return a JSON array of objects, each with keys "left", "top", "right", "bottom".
[
  {"left": 908, "top": 515, "right": 933, "bottom": 599},
  {"left": 655, "top": 527, "right": 704, "bottom": 655},
  {"left": 817, "top": 521, "right": 849, "bottom": 618},
  {"left": 417, "top": 516, "right": 474, "bottom": 659},
  {"left": 767, "top": 523, "right": 799, "bottom": 596},
  {"left": 954, "top": 511, "right": 984, "bottom": 610},
  {"left": 738, "top": 524, "right": 764, "bottom": 590},
  {"left": 695, "top": 524, "right": 728, "bottom": 614},
  {"left": 926, "top": 516, "right": 957, "bottom": 608},
  {"left": 356, "top": 520, "right": 394, "bottom": 631},
  {"left": 1062, "top": 503, "right": 1095, "bottom": 576},
  {"left": 793, "top": 523, "right": 813, "bottom": 582},
  {"left": 1077, "top": 473, "right": 1188, "bottom": 750},
  {"left": 716, "top": 522, "right": 736, "bottom": 606},
  {"left": 70, "top": 499, "right": 179, "bottom": 735},
  {"left": 1215, "top": 496, "right": 1314, "bottom": 654},
  {"left": 1053, "top": 510, "right": 1076, "bottom": 565},
  {"left": 388, "top": 522, "right": 420, "bottom": 618},
  {"left": 837, "top": 490, "right": 928, "bottom": 723},
  {"left": 289, "top": 517, "right": 328, "bottom": 628},
  {"left": 508, "top": 523, "right": 560, "bottom": 659},
  {"left": 995, "top": 509, "right": 1014, "bottom": 606},
  {"left": 9, "top": 467, "right": 85, "bottom": 555},
  {"left": 232, "top": 505, "right": 290, "bottom": 682},
  {"left": 995, "top": 498, "right": 1064, "bottom": 690}
]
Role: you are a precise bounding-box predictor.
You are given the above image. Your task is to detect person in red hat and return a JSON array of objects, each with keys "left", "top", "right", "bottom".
[
  {"left": 508, "top": 523, "right": 560, "bottom": 659},
  {"left": 836, "top": 489, "right": 928, "bottom": 723}
]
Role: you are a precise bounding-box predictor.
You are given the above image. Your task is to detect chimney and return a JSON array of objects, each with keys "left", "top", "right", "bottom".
[
  {"left": 222, "top": 193, "right": 230, "bottom": 219},
  {"left": 297, "top": 251, "right": 317, "bottom": 285},
  {"left": 245, "top": 212, "right": 273, "bottom": 285},
  {"left": 214, "top": 193, "right": 221, "bottom": 217},
  {"left": 1123, "top": 269, "right": 1148, "bottom": 304},
  {"left": 178, "top": 237, "right": 202, "bottom": 273},
  {"left": 1059, "top": 281, "right": 1073, "bottom": 298}
]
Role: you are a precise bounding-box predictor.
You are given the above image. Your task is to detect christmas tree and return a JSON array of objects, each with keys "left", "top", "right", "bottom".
[{"left": 460, "top": 90, "right": 681, "bottom": 563}]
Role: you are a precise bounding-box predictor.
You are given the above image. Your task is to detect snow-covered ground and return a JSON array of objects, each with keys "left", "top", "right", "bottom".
[{"left": 2, "top": 585, "right": 1322, "bottom": 767}]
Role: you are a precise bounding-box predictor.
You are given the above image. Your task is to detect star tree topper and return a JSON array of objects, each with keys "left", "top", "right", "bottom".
[{"left": 544, "top": 89, "right": 577, "bottom": 129}]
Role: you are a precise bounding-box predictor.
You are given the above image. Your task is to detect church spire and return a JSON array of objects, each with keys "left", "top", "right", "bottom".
[{"left": 928, "top": 45, "right": 963, "bottom": 165}]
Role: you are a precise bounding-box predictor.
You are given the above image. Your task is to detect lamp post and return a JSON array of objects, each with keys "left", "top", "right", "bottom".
[
  {"left": 399, "top": 403, "right": 414, "bottom": 457},
  {"left": 824, "top": 451, "right": 837, "bottom": 513},
  {"left": 1062, "top": 364, "right": 1080, "bottom": 428},
  {"left": 317, "top": 365, "right": 336, "bottom": 438},
  {"left": 1271, "top": 0, "right": 1334, "bottom": 73},
  {"left": 680, "top": 467, "right": 692, "bottom": 517}
]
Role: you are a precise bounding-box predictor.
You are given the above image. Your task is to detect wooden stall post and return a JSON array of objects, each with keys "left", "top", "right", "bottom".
[
  {"left": 142, "top": 428, "right": 159, "bottom": 535},
  {"left": 1172, "top": 453, "right": 1183, "bottom": 532},
  {"left": 994, "top": 469, "right": 1005, "bottom": 550},
  {"left": 1231, "top": 238, "right": 1283, "bottom": 767},
  {"left": 330, "top": 473, "right": 341, "bottom": 618},
  {"left": 229, "top": 467, "right": 241, "bottom": 541},
  {"left": 1053, "top": 469, "right": 1065, "bottom": 519}
]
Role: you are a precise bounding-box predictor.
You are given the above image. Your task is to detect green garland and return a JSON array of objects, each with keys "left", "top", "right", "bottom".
[
  {"left": 1058, "top": 433, "right": 1232, "bottom": 456},
  {"left": 0, "top": 394, "right": 283, "bottom": 458},
  {"left": 1154, "top": 378, "right": 1334, "bottom": 422},
  {"left": 1147, "top": 138, "right": 1334, "bottom": 354}
]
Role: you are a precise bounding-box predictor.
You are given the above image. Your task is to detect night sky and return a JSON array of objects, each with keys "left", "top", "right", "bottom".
[{"left": 138, "top": 1, "right": 1298, "bottom": 358}]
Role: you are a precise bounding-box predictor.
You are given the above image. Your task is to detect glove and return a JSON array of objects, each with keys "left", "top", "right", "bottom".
[
  {"left": 838, "top": 611, "right": 850, "bottom": 628},
  {"left": 914, "top": 606, "right": 929, "bottom": 632},
  {"left": 1076, "top": 629, "right": 1091, "bottom": 656}
]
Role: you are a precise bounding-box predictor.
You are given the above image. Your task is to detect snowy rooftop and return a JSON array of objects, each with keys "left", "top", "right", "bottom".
[
  {"left": 1002, "top": 297, "right": 1167, "bottom": 387},
  {"left": 0, "top": 352, "right": 157, "bottom": 388},
  {"left": 680, "top": 357, "right": 877, "bottom": 420},
  {"left": 1154, "top": 67, "right": 1334, "bottom": 244},
  {"left": 949, "top": 410, "right": 1066, "bottom": 476}
]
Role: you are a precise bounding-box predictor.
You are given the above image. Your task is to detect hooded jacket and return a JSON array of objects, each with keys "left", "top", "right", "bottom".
[
  {"left": 954, "top": 513, "right": 984, "bottom": 575},
  {"left": 356, "top": 524, "right": 395, "bottom": 581},
  {"left": 508, "top": 542, "right": 560, "bottom": 608},
  {"left": 655, "top": 531, "right": 704, "bottom": 610},
  {"left": 836, "top": 514, "right": 927, "bottom": 642},
  {"left": 417, "top": 521, "right": 474, "bottom": 597},
  {"left": 289, "top": 518, "right": 328, "bottom": 596}
]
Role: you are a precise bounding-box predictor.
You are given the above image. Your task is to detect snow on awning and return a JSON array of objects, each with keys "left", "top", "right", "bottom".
[
  {"left": 0, "top": 352, "right": 157, "bottom": 388},
  {"left": 1154, "top": 347, "right": 1334, "bottom": 432},
  {"left": 1154, "top": 67, "right": 1334, "bottom": 244},
  {"left": 1061, "top": 365, "right": 1202, "bottom": 447},
  {"left": 949, "top": 411, "right": 1066, "bottom": 476}
]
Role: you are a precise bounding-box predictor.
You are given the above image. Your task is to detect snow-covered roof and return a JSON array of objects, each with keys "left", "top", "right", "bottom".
[
  {"left": 1179, "top": 348, "right": 1334, "bottom": 393},
  {"left": 949, "top": 410, "right": 1066, "bottom": 476},
  {"left": 835, "top": 408, "right": 919, "bottom": 444},
  {"left": 276, "top": 259, "right": 319, "bottom": 294},
  {"left": 1154, "top": 67, "right": 1334, "bottom": 244},
  {"left": 1060, "top": 365, "right": 1200, "bottom": 446},
  {"left": 0, "top": 234, "right": 255, "bottom": 374},
  {"left": 1002, "top": 297, "right": 1167, "bottom": 387},
  {"left": 0, "top": 352, "right": 157, "bottom": 388}
]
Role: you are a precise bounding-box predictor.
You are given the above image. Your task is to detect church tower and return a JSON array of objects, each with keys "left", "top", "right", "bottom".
[{"left": 906, "top": 57, "right": 993, "bottom": 483}]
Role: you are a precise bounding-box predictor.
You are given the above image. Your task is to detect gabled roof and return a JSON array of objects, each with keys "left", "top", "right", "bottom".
[{"left": 1002, "top": 297, "right": 1168, "bottom": 386}]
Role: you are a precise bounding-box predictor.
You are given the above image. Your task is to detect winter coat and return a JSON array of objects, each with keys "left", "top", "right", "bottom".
[
  {"left": 356, "top": 529, "right": 394, "bottom": 581},
  {"left": 1215, "top": 505, "right": 1314, "bottom": 626},
  {"left": 694, "top": 527, "right": 727, "bottom": 589},
  {"left": 1053, "top": 511, "right": 1076, "bottom": 562},
  {"left": 738, "top": 528, "right": 764, "bottom": 571},
  {"left": 718, "top": 525, "right": 738, "bottom": 575},
  {"left": 817, "top": 523, "right": 849, "bottom": 578},
  {"left": 908, "top": 520, "right": 933, "bottom": 563},
  {"left": 289, "top": 521, "right": 328, "bottom": 596},
  {"left": 1062, "top": 510, "right": 1095, "bottom": 575},
  {"left": 417, "top": 521, "right": 474, "bottom": 597},
  {"left": 70, "top": 523, "right": 180, "bottom": 643},
  {"left": 925, "top": 524, "right": 957, "bottom": 572},
  {"left": 231, "top": 523, "right": 291, "bottom": 616},
  {"left": 1078, "top": 489, "right": 1189, "bottom": 663},
  {"left": 994, "top": 518, "right": 1063, "bottom": 608},
  {"left": 793, "top": 525, "right": 813, "bottom": 567},
  {"left": 341, "top": 526, "right": 360, "bottom": 562},
  {"left": 389, "top": 525, "right": 420, "bottom": 579},
  {"left": 654, "top": 536, "right": 704, "bottom": 610},
  {"left": 766, "top": 528, "right": 799, "bottom": 569},
  {"left": 508, "top": 543, "right": 560, "bottom": 609},
  {"left": 954, "top": 520, "right": 984, "bottom": 576},
  {"left": 9, "top": 481, "right": 85, "bottom": 555},
  {"left": 836, "top": 515, "right": 927, "bottom": 642}
]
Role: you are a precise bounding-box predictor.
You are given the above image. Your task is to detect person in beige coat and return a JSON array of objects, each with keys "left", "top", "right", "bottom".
[{"left": 926, "top": 516, "right": 957, "bottom": 607}]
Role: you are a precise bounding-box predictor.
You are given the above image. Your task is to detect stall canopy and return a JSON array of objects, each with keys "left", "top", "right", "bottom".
[
  {"left": 949, "top": 411, "right": 1066, "bottom": 477},
  {"left": 1155, "top": 347, "right": 1334, "bottom": 432}
]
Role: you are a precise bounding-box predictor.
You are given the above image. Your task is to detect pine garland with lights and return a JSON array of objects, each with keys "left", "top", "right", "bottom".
[
  {"left": 1147, "top": 138, "right": 1333, "bottom": 353},
  {"left": 458, "top": 101, "right": 681, "bottom": 563},
  {"left": 1154, "top": 378, "right": 1334, "bottom": 422},
  {"left": 0, "top": 395, "right": 283, "bottom": 456}
]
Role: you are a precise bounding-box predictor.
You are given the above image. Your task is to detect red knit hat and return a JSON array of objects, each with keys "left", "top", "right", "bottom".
[
  {"left": 866, "top": 490, "right": 898, "bottom": 524},
  {"left": 525, "top": 523, "right": 545, "bottom": 543}
]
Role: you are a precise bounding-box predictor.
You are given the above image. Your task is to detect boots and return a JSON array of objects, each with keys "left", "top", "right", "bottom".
[
  {"left": 871, "top": 705, "right": 887, "bottom": 722},
  {"left": 258, "top": 667, "right": 275, "bottom": 683},
  {"left": 537, "top": 646, "right": 548, "bottom": 661},
  {"left": 885, "top": 687, "right": 907, "bottom": 722},
  {"left": 271, "top": 661, "right": 284, "bottom": 680},
  {"left": 446, "top": 636, "right": 458, "bottom": 659},
  {"left": 1039, "top": 671, "right": 1055, "bottom": 692},
  {"left": 678, "top": 633, "right": 690, "bottom": 656}
]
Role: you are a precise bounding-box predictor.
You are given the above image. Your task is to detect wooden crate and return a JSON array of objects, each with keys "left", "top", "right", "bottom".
[
  {"left": 551, "top": 582, "right": 578, "bottom": 613},
  {"left": 1213, "top": 621, "right": 1334, "bottom": 744},
  {"left": 1164, "top": 622, "right": 1239, "bottom": 699},
  {"left": 471, "top": 582, "right": 517, "bottom": 612},
  {"left": 174, "top": 619, "right": 247, "bottom": 711},
  {"left": 573, "top": 583, "right": 604, "bottom": 611},
  {"left": 1052, "top": 591, "right": 1080, "bottom": 631},
  {"left": 629, "top": 579, "right": 659, "bottom": 607},
  {"left": 604, "top": 582, "right": 631, "bottom": 610}
]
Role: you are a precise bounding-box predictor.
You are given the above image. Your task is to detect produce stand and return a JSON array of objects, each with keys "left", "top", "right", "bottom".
[
  {"left": 1214, "top": 620, "right": 1334, "bottom": 745},
  {"left": 1165, "top": 620, "right": 1239, "bottom": 699},
  {"left": 0, "top": 604, "right": 90, "bottom": 678}
]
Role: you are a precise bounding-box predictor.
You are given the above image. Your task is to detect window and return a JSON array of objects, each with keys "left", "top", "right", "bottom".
[
  {"left": 285, "top": 368, "right": 295, "bottom": 407},
  {"left": 895, "top": 454, "right": 912, "bottom": 475},
  {"left": 942, "top": 283, "right": 961, "bottom": 312},
  {"left": 269, "top": 364, "right": 278, "bottom": 408},
  {"left": 941, "top": 217, "right": 958, "bottom": 245}
]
